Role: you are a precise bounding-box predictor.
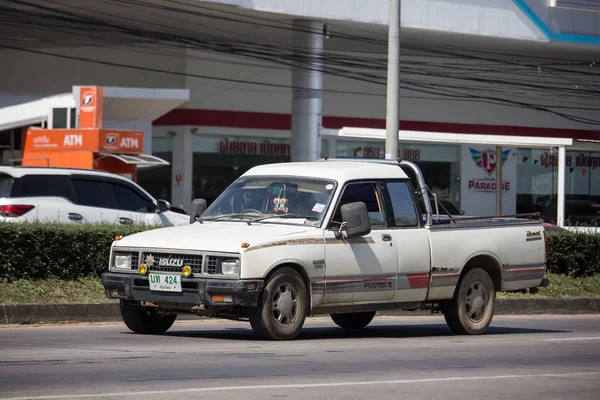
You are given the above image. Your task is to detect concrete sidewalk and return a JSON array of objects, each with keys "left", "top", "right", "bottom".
[{"left": 2, "top": 298, "right": 599, "bottom": 325}]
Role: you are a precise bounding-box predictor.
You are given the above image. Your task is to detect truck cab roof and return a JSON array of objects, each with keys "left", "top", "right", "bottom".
[{"left": 243, "top": 161, "right": 410, "bottom": 182}]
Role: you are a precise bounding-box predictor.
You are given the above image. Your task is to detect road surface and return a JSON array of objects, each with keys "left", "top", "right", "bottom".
[{"left": 1, "top": 315, "right": 599, "bottom": 399}]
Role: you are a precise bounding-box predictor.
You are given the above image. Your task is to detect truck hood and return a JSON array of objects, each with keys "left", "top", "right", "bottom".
[{"left": 113, "top": 221, "right": 318, "bottom": 253}]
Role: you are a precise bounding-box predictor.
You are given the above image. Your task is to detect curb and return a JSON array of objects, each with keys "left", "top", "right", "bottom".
[{"left": 1, "top": 298, "right": 599, "bottom": 325}]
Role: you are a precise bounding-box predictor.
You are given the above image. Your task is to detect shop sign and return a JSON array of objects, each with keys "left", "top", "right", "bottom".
[
  {"left": 352, "top": 146, "right": 421, "bottom": 161},
  {"left": 460, "top": 145, "right": 517, "bottom": 215},
  {"left": 25, "top": 128, "right": 143, "bottom": 154},
  {"left": 219, "top": 138, "right": 290, "bottom": 157},
  {"left": 539, "top": 151, "right": 600, "bottom": 168},
  {"left": 335, "top": 139, "right": 459, "bottom": 163},
  {"left": 468, "top": 179, "right": 511, "bottom": 192},
  {"left": 467, "top": 148, "right": 512, "bottom": 192},
  {"left": 79, "top": 86, "right": 104, "bottom": 129}
]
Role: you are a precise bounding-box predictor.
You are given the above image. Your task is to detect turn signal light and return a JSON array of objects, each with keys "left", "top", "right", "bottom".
[
  {"left": 114, "top": 235, "right": 123, "bottom": 241},
  {"left": 182, "top": 265, "right": 192, "bottom": 277},
  {"left": 211, "top": 295, "right": 233, "bottom": 303},
  {"left": 241, "top": 242, "right": 250, "bottom": 248},
  {"left": 138, "top": 264, "right": 148, "bottom": 275}
]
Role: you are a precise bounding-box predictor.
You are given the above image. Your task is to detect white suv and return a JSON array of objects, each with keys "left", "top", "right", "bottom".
[{"left": 0, "top": 166, "right": 188, "bottom": 226}]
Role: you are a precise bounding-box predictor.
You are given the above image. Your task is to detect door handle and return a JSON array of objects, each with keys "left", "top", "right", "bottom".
[
  {"left": 68, "top": 213, "right": 83, "bottom": 221},
  {"left": 118, "top": 217, "right": 134, "bottom": 225},
  {"left": 381, "top": 234, "right": 392, "bottom": 242}
]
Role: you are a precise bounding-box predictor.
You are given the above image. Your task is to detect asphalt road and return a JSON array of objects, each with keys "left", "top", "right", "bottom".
[{"left": 0, "top": 315, "right": 599, "bottom": 400}]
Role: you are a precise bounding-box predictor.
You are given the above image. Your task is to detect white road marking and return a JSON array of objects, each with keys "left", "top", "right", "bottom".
[
  {"left": 544, "top": 337, "right": 600, "bottom": 342},
  {"left": 2, "top": 371, "right": 599, "bottom": 400}
]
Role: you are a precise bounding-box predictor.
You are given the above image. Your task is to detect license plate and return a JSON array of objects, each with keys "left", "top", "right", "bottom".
[{"left": 149, "top": 273, "right": 182, "bottom": 292}]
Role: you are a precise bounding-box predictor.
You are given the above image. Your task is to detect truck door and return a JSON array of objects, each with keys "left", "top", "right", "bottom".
[
  {"left": 323, "top": 181, "right": 397, "bottom": 304},
  {"left": 380, "top": 180, "right": 431, "bottom": 303}
]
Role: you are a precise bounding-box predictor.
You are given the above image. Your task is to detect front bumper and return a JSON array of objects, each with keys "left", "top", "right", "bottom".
[{"left": 101, "top": 272, "right": 264, "bottom": 308}]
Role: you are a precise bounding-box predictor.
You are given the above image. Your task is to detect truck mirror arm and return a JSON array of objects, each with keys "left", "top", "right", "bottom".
[{"left": 335, "top": 221, "right": 347, "bottom": 240}]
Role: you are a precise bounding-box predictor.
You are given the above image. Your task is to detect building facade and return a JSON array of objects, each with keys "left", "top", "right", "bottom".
[{"left": 1, "top": 0, "right": 599, "bottom": 225}]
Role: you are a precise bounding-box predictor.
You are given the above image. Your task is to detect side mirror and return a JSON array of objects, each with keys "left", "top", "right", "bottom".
[
  {"left": 340, "top": 201, "right": 371, "bottom": 238},
  {"left": 460, "top": 210, "right": 466, "bottom": 215},
  {"left": 190, "top": 198, "right": 207, "bottom": 223},
  {"left": 157, "top": 199, "right": 171, "bottom": 213}
]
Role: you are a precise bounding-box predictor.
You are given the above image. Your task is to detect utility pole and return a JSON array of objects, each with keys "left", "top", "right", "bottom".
[{"left": 385, "top": 0, "right": 400, "bottom": 160}]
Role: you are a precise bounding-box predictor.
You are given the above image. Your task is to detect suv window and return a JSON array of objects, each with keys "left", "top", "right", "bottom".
[
  {"left": 384, "top": 181, "right": 419, "bottom": 227},
  {"left": 330, "top": 182, "right": 386, "bottom": 229},
  {"left": 0, "top": 174, "right": 13, "bottom": 198},
  {"left": 9, "top": 175, "right": 73, "bottom": 200},
  {"left": 71, "top": 179, "right": 111, "bottom": 208},
  {"left": 104, "top": 182, "right": 154, "bottom": 213}
]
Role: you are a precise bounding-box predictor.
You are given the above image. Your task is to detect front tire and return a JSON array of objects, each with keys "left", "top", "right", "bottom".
[
  {"left": 443, "top": 268, "right": 496, "bottom": 335},
  {"left": 331, "top": 312, "right": 376, "bottom": 330},
  {"left": 249, "top": 267, "right": 308, "bottom": 340},
  {"left": 120, "top": 300, "right": 177, "bottom": 334}
]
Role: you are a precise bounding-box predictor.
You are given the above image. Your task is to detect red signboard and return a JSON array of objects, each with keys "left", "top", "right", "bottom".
[{"left": 79, "top": 86, "right": 103, "bottom": 129}]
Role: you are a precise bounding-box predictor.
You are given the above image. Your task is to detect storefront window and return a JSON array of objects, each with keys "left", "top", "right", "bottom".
[
  {"left": 516, "top": 148, "right": 600, "bottom": 225},
  {"left": 190, "top": 134, "right": 333, "bottom": 205},
  {"left": 335, "top": 139, "right": 461, "bottom": 210},
  {"left": 137, "top": 137, "right": 173, "bottom": 201},
  {"left": 192, "top": 135, "right": 290, "bottom": 205}
]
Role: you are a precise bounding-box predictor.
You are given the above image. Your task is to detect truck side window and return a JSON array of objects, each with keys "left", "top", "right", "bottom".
[
  {"left": 330, "top": 182, "right": 386, "bottom": 229},
  {"left": 385, "top": 181, "right": 419, "bottom": 227}
]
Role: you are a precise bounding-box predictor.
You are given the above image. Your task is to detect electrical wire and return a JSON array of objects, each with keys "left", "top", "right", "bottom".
[{"left": 1, "top": 0, "right": 600, "bottom": 125}]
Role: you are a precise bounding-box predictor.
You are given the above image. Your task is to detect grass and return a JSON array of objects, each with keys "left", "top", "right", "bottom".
[
  {"left": 0, "top": 273, "right": 598, "bottom": 304},
  {"left": 0, "top": 277, "right": 114, "bottom": 304},
  {"left": 497, "top": 273, "right": 600, "bottom": 299}
]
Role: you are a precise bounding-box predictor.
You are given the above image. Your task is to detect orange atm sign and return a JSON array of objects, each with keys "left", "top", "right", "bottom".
[{"left": 25, "top": 128, "right": 143, "bottom": 154}]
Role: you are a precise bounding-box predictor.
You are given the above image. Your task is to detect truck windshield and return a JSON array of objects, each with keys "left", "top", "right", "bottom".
[{"left": 201, "top": 176, "right": 337, "bottom": 226}]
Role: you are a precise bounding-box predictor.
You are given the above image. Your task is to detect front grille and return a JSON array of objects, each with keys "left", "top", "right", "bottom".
[
  {"left": 206, "top": 256, "right": 220, "bottom": 275},
  {"left": 141, "top": 252, "right": 203, "bottom": 274}
]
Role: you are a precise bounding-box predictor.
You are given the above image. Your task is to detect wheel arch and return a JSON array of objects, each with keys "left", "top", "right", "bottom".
[
  {"left": 456, "top": 252, "right": 503, "bottom": 294},
  {"left": 264, "top": 259, "right": 313, "bottom": 309}
]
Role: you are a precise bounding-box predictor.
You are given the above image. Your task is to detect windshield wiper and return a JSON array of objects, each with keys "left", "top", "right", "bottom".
[
  {"left": 200, "top": 212, "right": 261, "bottom": 222},
  {"left": 248, "top": 214, "right": 319, "bottom": 225}
]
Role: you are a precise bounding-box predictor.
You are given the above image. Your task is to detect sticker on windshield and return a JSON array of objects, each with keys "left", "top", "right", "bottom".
[
  {"left": 312, "top": 203, "right": 326, "bottom": 213},
  {"left": 325, "top": 184, "right": 334, "bottom": 190}
]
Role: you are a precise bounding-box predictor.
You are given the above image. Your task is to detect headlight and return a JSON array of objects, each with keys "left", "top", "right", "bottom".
[
  {"left": 221, "top": 259, "right": 240, "bottom": 276},
  {"left": 114, "top": 254, "right": 132, "bottom": 269}
]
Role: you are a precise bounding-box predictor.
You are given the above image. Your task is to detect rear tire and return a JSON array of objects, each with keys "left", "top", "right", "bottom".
[
  {"left": 443, "top": 268, "right": 496, "bottom": 335},
  {"left": 120, "top": 300, "right": 177, "bottom": 334},
  {"left": 249, "top": 267, "right": 308, "bottom": 340},
  {"left": 330, "top": 312, "right": 376, "bottom": 330}
]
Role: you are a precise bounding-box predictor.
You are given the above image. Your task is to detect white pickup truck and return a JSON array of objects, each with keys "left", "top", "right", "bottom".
[{"left": 101, "top": 159, "right": 549, "bottom": 340}]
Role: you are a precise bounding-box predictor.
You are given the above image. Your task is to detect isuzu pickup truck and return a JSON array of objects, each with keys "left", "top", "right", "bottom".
[{"left": 101, "top": 159, "right": 549, "bottom": 340}]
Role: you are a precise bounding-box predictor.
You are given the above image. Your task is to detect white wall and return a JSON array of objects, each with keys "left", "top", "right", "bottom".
[
  {"left": 2, "top": 44, "right": 599, "bottom": 133},
  {"left": 182, "top": 50, "right": 600, "bottom": 132},
  {"left": 0, "top": 46, "right": 187, "bottom": 96},
  {"left": 200, "top": 0, "right": 547, "bottom": 41}
]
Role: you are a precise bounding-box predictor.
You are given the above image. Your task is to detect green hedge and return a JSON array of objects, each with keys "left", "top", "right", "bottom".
[
  {"left": 0, "top": 222, "right": 599, "bottom": 282},
  {"left": 0, "top": 222, "right": 157, "bottom": 282},
  {"left": 546, "top": 230, "right": 600, "bottom": 277}
]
